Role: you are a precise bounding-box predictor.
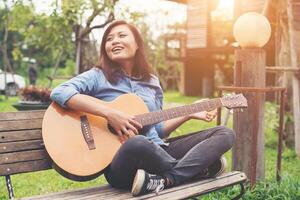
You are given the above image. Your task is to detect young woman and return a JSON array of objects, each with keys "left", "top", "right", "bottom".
[{"left": 50, "top": 20, "right": 235, "bottom": 196}]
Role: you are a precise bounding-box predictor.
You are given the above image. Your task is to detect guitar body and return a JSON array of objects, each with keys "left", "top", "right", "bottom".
[{"left": 42, "top": 94, "right": 149, "bottom": 179}]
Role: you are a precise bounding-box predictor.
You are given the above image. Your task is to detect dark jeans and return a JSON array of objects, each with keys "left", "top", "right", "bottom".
[{"left": 104, "top": 126, "right": 235, "bottom": 189}]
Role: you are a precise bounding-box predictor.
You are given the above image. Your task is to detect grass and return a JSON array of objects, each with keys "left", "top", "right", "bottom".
[
  {"left": 0, "top": 91, "right": 299, "bottom": 199},
  {"left": 0, "top": 96, "right": 18, "bottom": 112}
]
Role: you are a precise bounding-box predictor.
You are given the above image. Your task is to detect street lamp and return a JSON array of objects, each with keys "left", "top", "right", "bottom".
[
  {"left": 231, "top": 12, "right": 272, "bottom": 185},
  {"left": 233, "top": 12, "right": 271, "bottom": 48}
]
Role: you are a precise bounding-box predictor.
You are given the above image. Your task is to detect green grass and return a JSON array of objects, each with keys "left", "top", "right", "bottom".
[
  {"left": 0, "top": 91, "right": 299, "bottom": 199},
  {"left": 0, "top": 96, "right": 18, "bottom": 112}
]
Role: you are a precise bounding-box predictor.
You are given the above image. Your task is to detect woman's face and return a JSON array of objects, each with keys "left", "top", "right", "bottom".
[{"left": 105, "top": 24, "right": 138, "bottom": 64}]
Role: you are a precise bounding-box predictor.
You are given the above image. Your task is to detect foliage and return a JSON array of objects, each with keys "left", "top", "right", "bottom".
[
  {"left": 1, "top": 0, "right": 183, "bottom": 91},
  {"left": 0, "top": 1, "right": 74, "bottom": 70},
  {"left": 0, "top": 0, "right": 118, "bottom": 74},
  {"left": 64, "top": 59, "right": 76, "bottom": 76},
  {"left": 24, "top": 12, "right": 74, "bottom": 68},
  {"left": 0, "top": 3, "right": 26, "bottom": 70},
  {"left": 199, "top": 174, "right": 300, "bottom": 200},
  {"left": 19, "top": 86, "right": 52, "bottom": 102},
  {"left": 264, "top": 102, "right": 280, "bottom": 148}
]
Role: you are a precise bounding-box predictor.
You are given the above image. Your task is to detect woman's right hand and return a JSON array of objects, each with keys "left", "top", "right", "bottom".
[{"left": 105, "top": 109, "right": 143, "bottom": 143}]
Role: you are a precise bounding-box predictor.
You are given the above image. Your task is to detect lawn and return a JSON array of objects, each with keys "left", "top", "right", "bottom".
[{"left": 0, "top": 91, "right": 299, "bottom": 199}]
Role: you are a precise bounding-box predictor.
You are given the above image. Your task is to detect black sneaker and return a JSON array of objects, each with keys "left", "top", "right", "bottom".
[
  {"left": 208, "top": 156, "right": 227, "bottom": 177},
  {"left": 131, "top": 169, "right": 165, "bottom": 196}
]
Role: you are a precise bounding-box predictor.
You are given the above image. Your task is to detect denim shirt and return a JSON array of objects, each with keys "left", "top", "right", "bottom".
[{"left": 50, "top": 67, "right": 166, "bottom": 145}]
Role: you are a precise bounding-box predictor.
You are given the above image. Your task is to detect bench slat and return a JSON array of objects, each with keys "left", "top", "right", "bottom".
[
  {"left": 0, "top": 159, "right": 51, "bottom": 175},
  {"left": 0, "top": 110, "right": 45, "bottom": 121},
  {"left": 138, "top": 172, "right": 247, "bottom": 200},
  {"left": 21, "top": 172, "right": 246, "bottom": 200},
  {"left": 90, "top": 172, "right": 246, "bottom": 200},
  {"left": 0, "top": 149, "right": 48, "bottom": 164},
  {"left": 0, "top": 139, "right": 44, "bottom": 153},
  {"left": 0, "top": 129, "right": 42, "bottom": 143},
  {"left": 0, "top": 119, "right": 43, "bottom": 131},
  {"left": 20, "top": 185, "right": 113, "bottom": 200}
]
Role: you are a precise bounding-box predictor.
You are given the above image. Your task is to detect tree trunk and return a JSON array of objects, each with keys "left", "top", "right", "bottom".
[
  {"left": 275, "top": 0, "right": 295, "bottom": 148},
  {"left": 75, "top": 33, "right": 98, "bottom": 74},
  {"left": 75, "top": 25, "right": 83, "bottom": 75},
  {"left": 1, "top": 3, "right": 13, "bottom": 99}
]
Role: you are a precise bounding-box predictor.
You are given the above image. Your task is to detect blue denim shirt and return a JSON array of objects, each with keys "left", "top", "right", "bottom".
[{"left": 50, "top": 67, "right": 166, "bottom": 145}]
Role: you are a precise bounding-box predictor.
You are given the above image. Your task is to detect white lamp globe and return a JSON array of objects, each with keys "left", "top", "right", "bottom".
[{"left": 233, "top": 12, "right": 271, "bottom": 48}]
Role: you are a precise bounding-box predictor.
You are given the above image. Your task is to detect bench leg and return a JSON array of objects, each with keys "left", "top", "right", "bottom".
[
  {"left": 5, "top": 175, "right": 15, "bottom": 200},
  {"left": 231, "top": 183, "right": 245, "bottom": 200}
]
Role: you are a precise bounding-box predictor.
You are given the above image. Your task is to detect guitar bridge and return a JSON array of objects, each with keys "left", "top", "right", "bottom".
[{"left": 80, "top": 115, "right": 96, "bottom": 150}]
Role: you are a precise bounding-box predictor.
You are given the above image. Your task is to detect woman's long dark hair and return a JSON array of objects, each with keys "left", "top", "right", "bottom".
[{"left": 96, "top": 20, "right": 152, "bottom": 83}]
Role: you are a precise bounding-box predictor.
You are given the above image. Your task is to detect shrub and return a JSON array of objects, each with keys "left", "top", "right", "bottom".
[{"left": 19, "top": 86, "right": 52, "bottom": 103}]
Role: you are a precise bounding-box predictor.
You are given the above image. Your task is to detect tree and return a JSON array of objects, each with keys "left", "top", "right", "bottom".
[
  {"left": 60, "top": 0, "right": 118, "bottom": 74},
  {"left": 0, "top": 0, "right": 16, "bottom": 73},
  {"left": 0, "top": 1, "right": 74, "bottom": 71},
  {"left": 0, "top": 0, "right": 115, "bottom": 89}
]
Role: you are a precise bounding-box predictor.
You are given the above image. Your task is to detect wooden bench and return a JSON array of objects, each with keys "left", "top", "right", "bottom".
[{"left": 0, "top": 110, "right": 247, "bottom": 200}]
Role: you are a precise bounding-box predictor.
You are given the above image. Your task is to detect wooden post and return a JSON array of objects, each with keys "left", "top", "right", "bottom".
[
  {"left": 287, "top": 0, "right": 300, "bottom": 156},
  {"left": 232, "top": 49, "right": 266, "bottom": 182}
]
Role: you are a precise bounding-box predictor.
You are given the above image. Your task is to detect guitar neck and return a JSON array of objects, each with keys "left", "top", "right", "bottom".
[{"left": 134, "top": 98, "right": 222, "bottom": 126}]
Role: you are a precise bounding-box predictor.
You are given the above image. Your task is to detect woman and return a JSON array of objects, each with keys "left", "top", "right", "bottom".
[{"left": 50, "top": 20, "right": 235, "bottom": 196}]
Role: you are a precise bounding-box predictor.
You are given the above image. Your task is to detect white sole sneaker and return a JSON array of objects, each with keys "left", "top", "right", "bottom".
[
  {"left": 131, "top": 169, "right": 145, "bottom": 196},
  {"left": 214, "top": 156, "right": 227, "bottom": 177}
]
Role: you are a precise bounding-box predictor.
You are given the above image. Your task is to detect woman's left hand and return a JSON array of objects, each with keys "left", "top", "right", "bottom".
[
  {"left": 188, "top": 99, "right": 217, "bottom": 122},
  {"left": 189, "top": 110, "right": 217, "bottom": 122}
]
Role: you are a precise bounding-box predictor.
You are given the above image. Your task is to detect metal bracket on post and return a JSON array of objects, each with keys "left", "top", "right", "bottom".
[
  {"left": 5, "top": 175, "right": 15, "bottom": 199},
  {"left": 231, "top": 183, "right": 246, "bottom": 200}
]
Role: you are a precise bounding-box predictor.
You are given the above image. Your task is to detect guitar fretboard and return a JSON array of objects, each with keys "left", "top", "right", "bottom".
[{"left": 134, "top": 98, "right": 222, "bottom": 126}]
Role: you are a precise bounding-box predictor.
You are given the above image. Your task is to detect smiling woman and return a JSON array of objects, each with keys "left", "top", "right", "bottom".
[
  {"left": 48, "top": 19, "right": 236, "bottom": 197},
  {"left": 105, "top": 25, "right": 139, "bottom": 74},
  {"left": 99, "top": 20, "right": 152, "bottom": 83}
]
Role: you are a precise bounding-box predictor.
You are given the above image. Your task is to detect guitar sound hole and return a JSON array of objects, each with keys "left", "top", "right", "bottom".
[
  {"left": 107, "top": 124, "right": 117, "bottom": 135},
  {"left": 139, "top": 126, "right": 151, "bottom": 136}
]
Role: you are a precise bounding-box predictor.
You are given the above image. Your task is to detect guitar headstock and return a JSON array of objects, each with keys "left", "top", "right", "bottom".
[{"left": 220, "top": 93, "right": 248, "bottom": 109}]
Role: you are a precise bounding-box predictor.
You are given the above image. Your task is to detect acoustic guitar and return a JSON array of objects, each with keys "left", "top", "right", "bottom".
[{"left": 42, "top": 93, "right": 247, "bottom": 180}]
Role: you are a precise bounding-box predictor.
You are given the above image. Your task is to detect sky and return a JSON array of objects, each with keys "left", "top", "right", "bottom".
[{"left": 212, "top": 0, "right": 234, "bottom": 20}]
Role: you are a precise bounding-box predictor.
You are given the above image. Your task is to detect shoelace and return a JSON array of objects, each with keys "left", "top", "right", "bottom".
[
  {"left": 155, "top": 180, "right": 165, "bottom": 195},
  {"left": 146, "top": 179, "right": 165, "bottom": 195}
]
